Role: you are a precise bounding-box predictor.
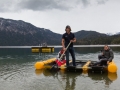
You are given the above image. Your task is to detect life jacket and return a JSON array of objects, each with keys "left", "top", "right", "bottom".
[
  {"left": 55, "top": 59, "right": 66, "bottom": 66},
  {"left": 60, "top": 49, "right": 64, "bottom": 54},
  {"left": 56, "top": 49, "right": 66, "bottom": 66},
  {"left": 58, "top": 50, "right": 65, "bottom": 58}
]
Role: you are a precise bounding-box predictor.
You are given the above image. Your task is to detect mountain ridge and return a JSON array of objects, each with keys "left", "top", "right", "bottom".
[{"left": 0, "top": 17, "right": 120, "bottom": 45}]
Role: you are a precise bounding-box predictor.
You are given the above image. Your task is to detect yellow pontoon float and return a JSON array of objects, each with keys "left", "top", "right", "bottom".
[
  {"left": 31, "top": 47, "right": 54, "bottom": 53},
  {"left": 34, "top": 58, "right": 117, "bottom": 73}
]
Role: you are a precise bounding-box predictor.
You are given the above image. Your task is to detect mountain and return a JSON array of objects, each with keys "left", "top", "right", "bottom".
[
  {"left": 74, "top": 30, "right": 109, "bottom": 45},
  {"left": 75, "top": 30, "right": 107, "bottom": 39},
  {"left": 0, "top": 18, "right": 61, "bottom": 46},
  {"left": 0, "top": 17, "right": 120, "bottom": 46},
  {"left": 110, "top": 34, "right": 120, "bottom": 44},
  {"left": 75, "top": 31, "right": 120, "bottom": 45},
  {"left": 115, "top": 32, "right": 120, "bottom": 35},
  {"left": 106, "top": 33, "right": 114, "bottom": 36}
]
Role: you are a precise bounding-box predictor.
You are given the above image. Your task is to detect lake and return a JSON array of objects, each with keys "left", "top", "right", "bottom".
[{"left": 0, "top": 47, "right": 120, "bottom": 90}]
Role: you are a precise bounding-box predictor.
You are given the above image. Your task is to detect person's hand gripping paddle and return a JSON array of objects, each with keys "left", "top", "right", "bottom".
[
  {"left": 59, "top": 42, "right": 71, "bottom": 61},
  {"left": 51, "top": 42, "right": 71, "bottom": 70}
]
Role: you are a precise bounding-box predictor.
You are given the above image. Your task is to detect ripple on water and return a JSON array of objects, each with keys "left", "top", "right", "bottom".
[{"left": 0, "top": 50, "right": 120, "bottom": 90}]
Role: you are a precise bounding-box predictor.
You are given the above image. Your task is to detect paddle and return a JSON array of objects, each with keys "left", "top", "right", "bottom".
[
  {"left": 59, "top": 42, "right": 71, "bottom": 61},
  {"left": 51, "top": 42, "right": 71, "bottom": 70}
]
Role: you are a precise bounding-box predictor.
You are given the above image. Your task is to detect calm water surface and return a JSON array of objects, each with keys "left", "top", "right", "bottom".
[{"left": 0, "top": 47, "right": 120, "bottom": 90}]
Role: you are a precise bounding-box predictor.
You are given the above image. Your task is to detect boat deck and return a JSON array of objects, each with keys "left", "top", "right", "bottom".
[{"left": 50, "top": 60, "right": 108, "bottom": 72}]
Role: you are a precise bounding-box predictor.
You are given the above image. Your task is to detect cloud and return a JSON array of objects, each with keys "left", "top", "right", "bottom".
[
  {"left": 0, "top": 0, "right": 20, "bottom": 12},
  {"left": 77, "top": 0, "right": 90, "bottom": 7},
  {"left": 0, "top": 0, "right": 11, "bottom": 12},
  {"left": 96, "top": 0, "right": 109, "bottom": 4},
  {"left": 0, "top": 0, "right": 109, "bottom": 12},
  {"left": 18, "top": 0, "right": 72, "bottom": 11}
]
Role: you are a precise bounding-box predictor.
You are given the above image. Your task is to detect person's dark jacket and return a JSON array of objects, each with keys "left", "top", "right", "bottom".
[{"left": 102, "top": 49, "right": 114, "bottom": 62}]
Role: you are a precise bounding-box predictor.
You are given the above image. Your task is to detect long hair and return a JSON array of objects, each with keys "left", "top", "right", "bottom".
[{"left": 65, "top": 25, "right": 71, "bottom": 31}]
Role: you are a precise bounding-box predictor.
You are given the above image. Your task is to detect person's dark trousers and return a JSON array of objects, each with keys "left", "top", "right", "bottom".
[
  {"left": 93, "top": 58, "right": 108, "bottom": 66},
  {"left": 65, "top": 47, "right": 76, "bottom": 67},
  {"left": 98, "top": 54, "right": 106, "bottom": 60},
  {"left": 93, "top": 54, "right": 108, "bottom": 66},
  {"left": 100, "top": 59, "right": 108, "bottom": 66}
]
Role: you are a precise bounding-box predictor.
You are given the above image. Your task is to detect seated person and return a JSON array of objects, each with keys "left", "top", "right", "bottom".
[
  {"left": 57, "top": 49, "right": 66, "bottom": 60},
  {"left": 55, "top": 49, "right": 66, "bottom": 66},
  {"left": 93, "top": 45, "right": 114, "bottom": 66}
]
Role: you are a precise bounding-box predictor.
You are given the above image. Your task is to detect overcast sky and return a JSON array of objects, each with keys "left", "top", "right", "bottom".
[{"left": 0, "top": 0, "right": 120, "bottom": 34}]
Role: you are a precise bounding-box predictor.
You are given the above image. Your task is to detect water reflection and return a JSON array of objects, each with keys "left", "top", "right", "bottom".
[
  {"left": 88, "top": 72, "right": 117, "bottom": 86},
  {"left": 35, "top": 69, "right": 43, "bottom": 76},
  {"left": 35, "top": 69, "right": 118, "bottom": 90},
  {"left": 64, "top": 72, "right": 80, "bottom": 90},
  {"left": 0, "top": 48, "right": 120, "bottom": 90}
]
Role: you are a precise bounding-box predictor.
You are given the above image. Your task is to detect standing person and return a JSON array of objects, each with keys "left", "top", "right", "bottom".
[{"left": 62, "top": 25, "right": 76, "bottom": 67}]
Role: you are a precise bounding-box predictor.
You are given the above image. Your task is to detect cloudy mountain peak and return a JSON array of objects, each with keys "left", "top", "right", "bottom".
[
  {"left": 0, "top": 18, "right": 61, "bottom": 45},
  {"left": 0, "top": 18, "right": 39, "bottom": 34}
]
